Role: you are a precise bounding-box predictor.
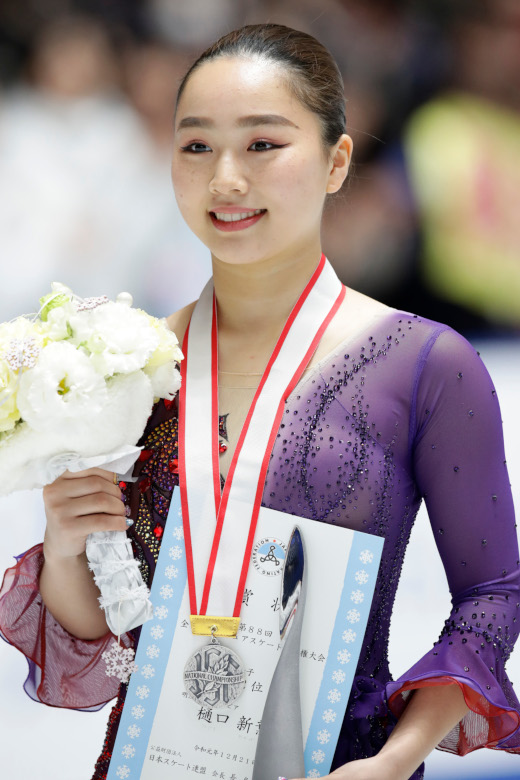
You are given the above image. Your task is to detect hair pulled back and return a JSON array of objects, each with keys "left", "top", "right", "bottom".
[{"left": 176, "top": 24, "right": 346, "bottom": 149}]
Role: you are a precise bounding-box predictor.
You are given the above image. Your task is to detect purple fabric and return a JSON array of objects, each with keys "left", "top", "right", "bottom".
[
  {"left": 1, "top": 311, "right": 519, "bottom": 779},
  {"left": 262, "top": 312, "right": 520, "bottom": 769}
]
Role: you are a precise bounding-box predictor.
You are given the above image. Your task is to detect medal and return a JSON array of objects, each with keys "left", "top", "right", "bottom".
[
  {"left": 184, "top": 627, "right": 246, "bottom": 708},
  {"left": 179, "top": 255, "right": 345, "bottom": 707}
]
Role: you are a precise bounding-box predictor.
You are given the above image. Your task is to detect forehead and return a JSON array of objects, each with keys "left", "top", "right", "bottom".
[{"left": 176, "top": 55, "right": 306, "bottom": 126}]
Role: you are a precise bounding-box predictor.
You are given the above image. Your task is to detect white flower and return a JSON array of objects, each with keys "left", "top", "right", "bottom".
[
  {"left": 359, "top": 550, "right": 374, "bottom": 565},
  {"left": 164, "top": 565, "right": 178, "bottom": 580},
  {"left": 350, "top": 590, "right": 364, "bottom": 604},
  {"left": 144, "top": 316, "right": 183, "bottom": 368},
  {"left": 127, "top": 724, "right": 141, "bottom": 739},
  {"left": 337, "top": 649, "right": 351, "bottom": 665},
  {"left": 327, "top": 689, "right": 341, "bottom": 704},
  {"left": 150, "top": 625, "right": 164, "bottom": 640},
  {"left": 121, "top": 745, "right": 136, "bottom": 759},
  {"left": 0, "top": 318, "right": 45, "bottom": 433},
  {"left": 17, "top": 341, "right": 107, "bottom": 432},
  {"left": 346, "top": 609, "right": 360, "bottom": 624},
  {"left": 169, "top": 545, "right": 182, "bottom": 560},
  {"left": 131, "top": 705, "right": 145, "bottom": 720},
  {"left": 316, "top": 729, "right": 331, "bottom": 744},
  {"left": 159, "top": 584, "right": 173, "bottom": 599},
  {"left": 135, "top": 685, "right": 150, "bottom": 700},
  {"left": 141, "top": 664, "right": 155, "bottom": 679},
  {"left": 145, "top": 361, "right": 181, "bottom": 401},
  {"left": 71, "top": 301, "right": 160, "bottom": 377},
  {"left": 154, "top": 605, "right": 168, "bottom": 620},
  {"left": 322, "top": 709, "right": 337, "bottom": 724},
  {"left": 146, "top": 644, "right": 160, "bottom": 659},
  {"left": 0, "top": 360, "right": 21, "bottom": 433},
  {"left": 342, "top": 629, "right": 357, "bottom": 643},
  {"left": 311, "top": 749, "right": 326, "bottom": 765},
  {"left": 116, "top": 765, "right": 131, "bottom": 779},
  {"left": 38, "top": 284, "right": 73, "bottom": 321},
  {"left": 355, "top": 569, "right": 369, "bottom": 585},
  {"left": 40, "top": 293, "right": 77, "bottom": 342},
  {"left": 332, "top": 669, "right": 346, "bottom": 684}
]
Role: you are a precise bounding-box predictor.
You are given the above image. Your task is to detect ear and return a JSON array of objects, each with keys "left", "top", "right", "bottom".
[{"left": 326, "top": 134, "right": 353, "bottom": 194}]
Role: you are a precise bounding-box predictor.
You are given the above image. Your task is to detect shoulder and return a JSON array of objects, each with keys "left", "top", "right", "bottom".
[{"left": 165, "top": 302, "right": 197, "bottom": 345}]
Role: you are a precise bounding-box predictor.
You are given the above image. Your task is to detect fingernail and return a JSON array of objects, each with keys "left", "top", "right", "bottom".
[
  {"left": 121, "top": 490, "right": 126, "bottom": 501},
  {"left": 126, "top": 518, "right": 134, "bottom": 527},
  {"left": 125, "top": 506, "right": 132, "bottom": 517}
]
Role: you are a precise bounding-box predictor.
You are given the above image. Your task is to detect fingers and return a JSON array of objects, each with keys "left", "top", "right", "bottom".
[
  {"left": 58, "top": 474, "right": 123, "bottom": 501},
  {"left": 62, "top": 467, "right": 119, "bottom": 482},
  {"left": 43, "top": 468, "right": 132, "bottom": 559},
  {"left": 77, "top": 512, "right": 131, "bottom": 534}
]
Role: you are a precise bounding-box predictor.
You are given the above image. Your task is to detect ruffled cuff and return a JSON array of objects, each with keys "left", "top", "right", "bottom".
[
  {"left": 387, "top": 583, "right": 520, "bottom": 755},
  {"left": 0, "top": 543, "right": 132, "bottom": 710}
]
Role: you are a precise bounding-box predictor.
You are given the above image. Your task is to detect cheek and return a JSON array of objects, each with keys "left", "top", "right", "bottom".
[
  {"left": 172, "top": 167, "right": 200, "bottom": 214},
  {"left": 275, "top": 156, "right": 327, "bottom": 214}
]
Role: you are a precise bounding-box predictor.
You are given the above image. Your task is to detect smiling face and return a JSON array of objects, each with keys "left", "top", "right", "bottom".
[{"left": 171, "top": 55, "right": 351, "bottom": 267}]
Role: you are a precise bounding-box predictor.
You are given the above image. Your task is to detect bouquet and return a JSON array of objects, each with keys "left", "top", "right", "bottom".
[{"left": 0, "top": 284, "right": 182, "bottom": 647}]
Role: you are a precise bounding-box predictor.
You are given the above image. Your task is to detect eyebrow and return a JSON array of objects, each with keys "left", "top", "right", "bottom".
[{"left": 176, "top": 114, "right": 299, "bottom": 130}]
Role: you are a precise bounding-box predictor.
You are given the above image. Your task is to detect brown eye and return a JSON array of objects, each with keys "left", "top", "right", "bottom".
[
  {"left": 248, "top": 141, "right": 286, "bottom": 152},
  {"left": 180, "top": 142, "right": 212, "bottom": 153}
]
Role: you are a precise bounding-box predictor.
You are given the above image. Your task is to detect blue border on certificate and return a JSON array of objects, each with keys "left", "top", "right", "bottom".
[
  {"left": 107, "top": 491, "right": 187, "bottom": 780},
  {"left": 303, "top": 532, "right": 384, "bottom": 778}
]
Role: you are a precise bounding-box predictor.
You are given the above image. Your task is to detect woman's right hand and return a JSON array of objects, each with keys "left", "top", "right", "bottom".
[{"left": 43, "top": 468, "right": 128, "bottom": 561}]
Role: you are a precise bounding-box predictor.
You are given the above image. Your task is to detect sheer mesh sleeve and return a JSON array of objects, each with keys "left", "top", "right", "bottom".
[
  {"left": 0, "top": 543, "right": 132, "bottom": 710},
  {"left": 387, "top": 328, "right": 520, "bottom": 754}
]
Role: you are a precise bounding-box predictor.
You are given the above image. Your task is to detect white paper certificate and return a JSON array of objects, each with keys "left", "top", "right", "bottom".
[{"left": 107, "top": 492, "right": 383, "bottom": 780}]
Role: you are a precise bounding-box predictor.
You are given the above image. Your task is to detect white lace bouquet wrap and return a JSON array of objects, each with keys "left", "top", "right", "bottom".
[{"left": 0, "top": 284, "right": 182, "bottom": 636}]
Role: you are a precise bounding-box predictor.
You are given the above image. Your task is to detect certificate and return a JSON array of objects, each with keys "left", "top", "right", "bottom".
[{"left": 107, "top": 491, "right": 383, "bottom": 780}]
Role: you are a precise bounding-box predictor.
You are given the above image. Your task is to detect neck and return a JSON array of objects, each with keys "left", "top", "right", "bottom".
[{"left": 212, "top": 245, "right": 323, "bottom": 339}]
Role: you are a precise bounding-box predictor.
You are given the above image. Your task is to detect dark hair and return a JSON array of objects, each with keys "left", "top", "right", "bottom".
[{"left": 175, "top": 24, "right": 346, "bottom": 149}]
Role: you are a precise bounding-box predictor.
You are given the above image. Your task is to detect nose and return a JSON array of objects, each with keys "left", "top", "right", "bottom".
[{"left": 209, "top": 151, "right": 247, "bottom": 195}]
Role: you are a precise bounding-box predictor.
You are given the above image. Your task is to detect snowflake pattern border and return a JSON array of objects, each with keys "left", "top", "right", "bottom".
[{"left": 322, "top": 708, "right": 337, "bottom": 724}]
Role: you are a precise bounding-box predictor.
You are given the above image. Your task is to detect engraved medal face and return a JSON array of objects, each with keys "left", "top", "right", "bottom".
[{"left": 184, "top": 638, "right": 246, "bottom": 709}]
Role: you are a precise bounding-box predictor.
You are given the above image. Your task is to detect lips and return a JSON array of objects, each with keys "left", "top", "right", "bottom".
[{"left": 209, "top": 208, "right": 267, "bottom": 232}]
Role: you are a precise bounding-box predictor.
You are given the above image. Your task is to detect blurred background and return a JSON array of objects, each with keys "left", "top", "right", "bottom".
[{"left": 0, "top": 0, "right": 519, "bottom": 778}]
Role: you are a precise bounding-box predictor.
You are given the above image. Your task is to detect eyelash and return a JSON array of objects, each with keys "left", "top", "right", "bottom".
[{"left": 179, "top": 140, "right": 287, "bottom": 153}]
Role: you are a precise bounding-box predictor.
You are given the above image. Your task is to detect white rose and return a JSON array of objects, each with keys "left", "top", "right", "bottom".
[
  {"left": 145, "top": 317, "right": 183, "bottom": 369},
  {"left": 0, "top": 317, "right": 44, "bottom": 353},
  {"left": 40, "top": 301, "right": 77, "bottom": 343},
  {"left": 144, "top": 361, "right": 181, "bottom": 400},
  {"left": 0, "top": 361, "right": 21, "bottom": 433},
  {"left": 70, "top": 302, "right": 160, "bottom": 377},
  {"left": 17, "top": 341, "right": 108, "bottom": 432}
]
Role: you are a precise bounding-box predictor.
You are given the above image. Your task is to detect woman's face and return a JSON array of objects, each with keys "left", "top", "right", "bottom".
[{"left": 172, "top": 55, "right": 350, "bottom": 266}]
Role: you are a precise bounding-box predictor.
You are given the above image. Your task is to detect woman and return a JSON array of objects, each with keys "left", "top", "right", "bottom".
[{"left": 1, "top": 24, "right": 519, "bottom": 780}]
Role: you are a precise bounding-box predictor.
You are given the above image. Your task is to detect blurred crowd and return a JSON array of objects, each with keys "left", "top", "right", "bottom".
[{"left": 0, "top": 0, "right": 519, "bottom": 335}]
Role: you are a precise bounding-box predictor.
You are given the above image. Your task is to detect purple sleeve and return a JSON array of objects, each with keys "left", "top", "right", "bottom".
[
  {"left": 0, "top": 544, "right": 132, "bottom": 710},
  {"left": 387, "top": 328, "right": 520, "bottom": 754}
]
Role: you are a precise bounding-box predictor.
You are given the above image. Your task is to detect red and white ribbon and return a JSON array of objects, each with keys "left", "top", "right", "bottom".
[{"left": 179, "top": 255, "right": 345, "bottom": 619}]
